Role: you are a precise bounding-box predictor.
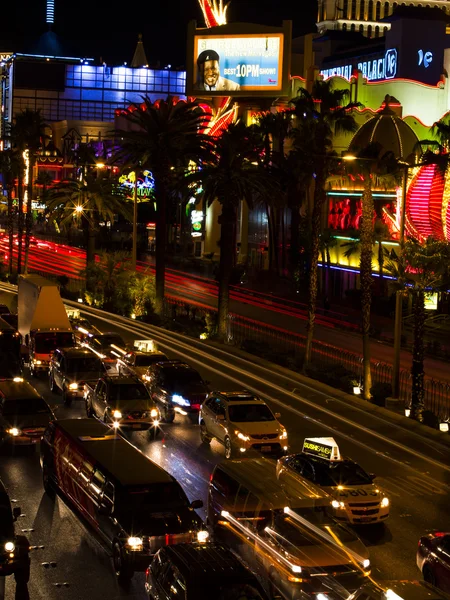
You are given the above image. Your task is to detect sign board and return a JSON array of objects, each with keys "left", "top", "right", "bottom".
[
  {"left": 187, "top": 21, "right": 292, "bottom": 97},
  {"left": 424, "top": 292, "right": 438, "bottom": 311},
  {"left": 302, "top": 437, "right": 341, "bottom": 461},
  {"left": 119, "top": 171, "right": 155, "bottom": 200},
  {"left": 320, "top": 48, "right": 397, "bottom": 82}
]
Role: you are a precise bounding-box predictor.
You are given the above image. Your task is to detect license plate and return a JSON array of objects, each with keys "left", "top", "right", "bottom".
[
  {"left": 359, "top": 516, "right": 373, "bottom": 522},
  {"left": 261, "top": 445, "right": 272, "bottom": 453},
  {"left": 131, "top": 424, "right": 141, "bottom": 429}
]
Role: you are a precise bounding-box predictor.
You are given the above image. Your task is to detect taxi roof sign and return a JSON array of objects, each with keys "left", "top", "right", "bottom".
[
  {"left": 133, "top": 339, "right": 156, "bottom": 353},
  {"left": 302, "top": 437, "right": 341, "bottom": 461}
]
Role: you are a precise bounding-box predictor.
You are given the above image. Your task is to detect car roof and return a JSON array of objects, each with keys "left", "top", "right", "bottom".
[
  {"left": 215, "top": 391, "right": 262, "bottom": 403},
  {"left": 55, "top": 419, "right": 174, "bottom": 486},
  {"left": 92, "top": 332, "right": 123, "bottom": 338},
  {"left": 103, "top": 376, "right": 144, "bottom": 386},
  {"left": 0, "top": 381, "right": 42, "bottom": 400},
  {"left": 0, "top": 317, "right": 18, "bottom": 333},
  {"left": 157, "top": 361, "right": 191, "bottom": 369},
  {"left": 287, "top": 453, "right": 358, "bottom": 470},
  {"left": 128, "top": 351, "right": 167, "bottom": 357},
  {"left": 214, "top": 458, "right": 330, "bottom": 509},
  {"left": 56, "top": 348, "right": 99, "bottom": 358},
  {"left": 162, "top": 543, "right": 255, "bottom": 582}
]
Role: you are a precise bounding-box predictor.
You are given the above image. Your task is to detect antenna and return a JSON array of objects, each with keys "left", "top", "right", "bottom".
[{"left": 46, "top": 0, "right": 55, "bottom": 25}]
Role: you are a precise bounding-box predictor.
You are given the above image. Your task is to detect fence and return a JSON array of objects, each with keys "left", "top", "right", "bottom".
[{"left": 163, "top": 297, "right": 450, "bottom": 423}]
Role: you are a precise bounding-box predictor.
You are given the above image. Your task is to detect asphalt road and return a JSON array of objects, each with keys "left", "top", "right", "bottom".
[{"left": 1, "top": 308, "right": 450, "bottom": 600}]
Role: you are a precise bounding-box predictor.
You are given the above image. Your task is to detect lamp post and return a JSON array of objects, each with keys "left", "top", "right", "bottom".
[{"left": 132, "top": 172, "right": 138, "bottom": 272}]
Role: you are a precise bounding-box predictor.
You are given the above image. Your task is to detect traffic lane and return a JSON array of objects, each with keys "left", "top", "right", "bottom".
[{"left": 0, "top": 447, "right": 147, "bottom": 600}]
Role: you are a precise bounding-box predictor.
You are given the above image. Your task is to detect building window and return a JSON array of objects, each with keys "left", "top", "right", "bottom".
[
  {"left": 384, "top": 2, "right": 390, "bottom": 17},
  {"left": 375, "top": 25, "right": 380, "bottom": 36},
  {"left": 351, "top": 23, "right": 356, "bottom": 31},
  {"left": 367, "top": 24, "right": 372, "bottom": 36},
  {"left": 375, "top": 1, "right": 381, "bottom": 19},
  {"left": 359, "top": 24, "right": 365, "bottom": 33},
  {"left": 368, "top": 0, "right": 374, "bottom": 20}
]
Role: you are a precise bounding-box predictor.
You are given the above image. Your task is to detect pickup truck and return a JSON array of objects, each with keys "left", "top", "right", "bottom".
[{"left": 84, "top": 375, "right": 160, "bottom": 438}]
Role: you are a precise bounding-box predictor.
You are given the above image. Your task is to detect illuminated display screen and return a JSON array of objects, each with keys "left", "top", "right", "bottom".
[{"left": 193, "top": 34, "right": 284, "bottom": 93}]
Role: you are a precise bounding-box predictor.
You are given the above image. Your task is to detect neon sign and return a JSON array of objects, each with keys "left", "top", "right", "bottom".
[
  {"left": 418, "top": 49, "right": 433, "bottom": 69},
  {"left": 320, "top": 48, "right": 397, "bottom": 82},
  {"left": 119, "top": 170, "right": 155, "bottom": 199}
]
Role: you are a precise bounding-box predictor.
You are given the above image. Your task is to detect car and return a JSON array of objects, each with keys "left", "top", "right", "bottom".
[
  {"left": 0, "top": 303, "right": 11, "bottom": 315},
  {"left": 84, "top": 375, "right": 160, "bottom": 434},
  {"left": 200, "top": 391, "right": 288, "bottom": 459},
  {"left": 0, "top": 479, "right": 30, "bottom": 584},
  {"left": 277, "top": 437, "right": 390, "bottom": 525},
  {"left": 83, "top": 332, "right": 126, "bottom": 360},
  {"left": 0, "top": 313, "right": 18, "bottom": 330},
  {"left": 49, "top": 347, "right": 105, "bottom": 405},
  {"left": 117, "top": 350, "right": 168, "bottom": 380},
  {"left": 417, "top": 532, "right": 450, "bottom": 591},
  {"left": 348, "top": 580, "right": 450, "bottom": 600},
  {"left": 145, "top": 543, "right": 269, "bottom": 600},
  {"left": 68, "top": 316, "right": 100, "bottom": 344},
  {"left": 0, "top": 380, "right": 55, "bottom": 448},
  {"left": 145, "top": 361, "right": 209, "bottom": 423}
]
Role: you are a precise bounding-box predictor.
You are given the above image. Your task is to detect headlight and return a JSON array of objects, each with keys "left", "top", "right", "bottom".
[
  {"left": 363, "top": 559, "right": 370, "bottom": 569},
  {"left": 332, "top": 500, "right": 345, "bottom": 509},
  {"left": 13, "top": 377, "right": 23, "bottom": 383},
  {"left": 197, "top": 530, "right": 209, "bottom": 543},
  {"left": 235, "top": 430, "right": 250, "bottom": 442},
  {"left": 4, "top": 541, "right": 14, "bottom": 552},
  {"left": 127, "top": 537, "right": 143, "bottom": 550},
  {"left": 144, "top": 375, "right": 150, "bottom": 382},
  {"left": 381, "top": 497, "right": 389, "bottom": 508},
  {"left": 69, "top": 383, "right": 78, "bottom": 390},
  {"left": 279, "top": 429, "right": 288, "bottom": 439},
  {"left": 113, "top": 410, "right": 122, "bottom": 419},
  {"left": 34, "top": 360, "right": 42, "bottom": 365},
  {"left": 172, "top": 394, "right": 190, "bottom": 407},
  {"left": 150, "top": 408, "right": 159, "bottom": 418},
  {"left": 7, "top": 428, "right": 20, "bottom": 437}
]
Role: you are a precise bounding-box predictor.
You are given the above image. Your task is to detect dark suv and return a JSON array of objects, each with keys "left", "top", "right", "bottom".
[
  {"left": 49, "top": 347, "right": 104, "bottom": 406},
  {"left": 145, "top": 543, "right": 268, "bottom": 600},
  {"left": 145, "top": 361, "right": 209, "bottom": 423},
  {"left": 0, "top": 479, "right": 30, "bottom": 583},
  {"left": 83, "top": 332, "right": 126, "bottom": 359}
]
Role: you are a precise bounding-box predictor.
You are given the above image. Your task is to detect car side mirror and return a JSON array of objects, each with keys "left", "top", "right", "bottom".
[
  {"left": 12, "top": 507, "right": 21, "bottom": 521},
  {"left": 216, "top": 414, "right": 225, "bottom": 421},
  {"left": 190, "top": 499, "right": 203, "bottom": 510},
  {"left": 274, "top": 412, "right": 281, "bottom": 419}
]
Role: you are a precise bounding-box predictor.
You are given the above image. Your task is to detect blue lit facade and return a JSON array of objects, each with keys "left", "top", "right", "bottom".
[{"left": 1, "top": 54, "right": 186, "bottom": 139}]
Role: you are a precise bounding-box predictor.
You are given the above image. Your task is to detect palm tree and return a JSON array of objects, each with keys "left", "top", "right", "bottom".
[
  {"left": 319, "top": 229, "right": 338, "bottom": 294},
  {"left": 0, "top": 150, "right": 22, "bottom": 276},
  {"left": 345, "top": 143, "right": 398, "bottom": 400},
  {"left": 373, "top": 219, "right": 390, "bottom": 293},
  {"left": 112, "top": 96, "right": 214, "bottom": 316},
  {"left": 290, "top": 80, "right": 358, "bottom": 365},
  {"left": 35, "top": 170, "right": 54, "bottom": 205},
  {"left": 385, "top": 237, "right": 450, "bottom": 421},
  {"left": 11, "top": 109, "right": 48, "bottom": 273},
  {"left": 46, "top": 173, "right": 131, "bottom": 289},
  {"left": 188, "top": 121, "right": 280, "bottom": 339},
  {"left": 81, "top": 250, "right": 132, "bottom": 312}
]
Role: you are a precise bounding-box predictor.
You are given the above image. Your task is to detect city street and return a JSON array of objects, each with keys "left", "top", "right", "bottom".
[{"left": 1, "top": 296, "right": 450, "bottom": 599}]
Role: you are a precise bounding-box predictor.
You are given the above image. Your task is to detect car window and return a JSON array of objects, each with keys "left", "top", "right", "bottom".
[
  {"left": 111, "top": 384, "right": 149, "bottom": 402},
  {"left": 301, "top": 462, "right": 315, "bottom": 482},
  {"left": 206, "top": 397, "right": 218, "bottom": 413},
  {"left": 439, "top": 536, "right": 450, "bottom": 554},
  {"left": 66, "top": 357, "right": 103, "bottom": 374},
  {"left": 228, "top": 404, "right": 275, "bottom": 423}
]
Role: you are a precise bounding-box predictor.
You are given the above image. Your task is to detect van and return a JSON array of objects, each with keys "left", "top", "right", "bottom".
[
  {"left": 208, "top": 458, "right": 370, "bottom": 600},
  {"left": 40, "top": 418, "right": 206, "bottom": 581}
]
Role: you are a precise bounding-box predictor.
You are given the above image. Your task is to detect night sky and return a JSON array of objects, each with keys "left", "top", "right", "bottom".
[{"left": 2, "top": 0, "right": 317, "bottom": 66}]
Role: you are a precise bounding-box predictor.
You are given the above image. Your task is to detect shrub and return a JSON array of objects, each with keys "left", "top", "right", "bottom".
[{"left": 370, "top": 382, "right": 392, "bottom": 406}]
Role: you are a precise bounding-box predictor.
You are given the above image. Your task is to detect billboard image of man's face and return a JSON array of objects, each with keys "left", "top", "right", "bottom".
[{"left": 193, "top": 34, "right": 284, "bottom": 95}]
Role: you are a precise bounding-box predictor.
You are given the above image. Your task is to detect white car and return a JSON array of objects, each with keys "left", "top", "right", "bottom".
[
  {"left": 277, "top": 437, "right": 390, "bottom": 525},
  {"left": 117, "top": 350, "right": 168, "bottom": 380},
  {"left": 199, "top": 391, "right": 288, "bottom": 459}
]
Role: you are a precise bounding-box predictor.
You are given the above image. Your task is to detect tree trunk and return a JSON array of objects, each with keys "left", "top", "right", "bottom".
[
  {"left": 378, "top": 240, "right": 384, "bottom": 295},
  {"left": 280, "top": 209, "right": 286, "bottom": 275},
  {"left": 326, "top": 247, "right": 331, "bottom": 296},
  {"left": 217, "top": 203, "right": 236, "bottom": 341},
  {"left": 411, "top": 289, "right": 426, "bottom": 421},
  {"left": 154, "top": 178, "right": 168, "bottom": 317},
  {"left": 266, "top": 205, "right": 274, "bottom": 272},
  {"left": 7, "top": 189, "right": 13, "bottom": 276},
  {"left": 16, "top": 172, "right": 24, "bottom": 275},
  {"left": 290, "top": 201, "right": 300, "bottom": 278},
  {"left": 359, "top": 179, "right": 373, "bottom": 400},
  {"left": 23, "top": 154, "right": 35, "bottom": 274},
  {"left": 305, "top": 168, "right": 326, "bottom": 365}
]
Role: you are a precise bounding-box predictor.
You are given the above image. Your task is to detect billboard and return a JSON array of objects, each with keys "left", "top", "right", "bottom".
[{"left": 187, "top": 22, "right": 291, "bottom": 97}]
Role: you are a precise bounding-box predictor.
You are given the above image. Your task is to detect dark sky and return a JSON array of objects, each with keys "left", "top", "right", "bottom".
[{"left": 2, "top": 0, "right": 317, "bottom": 66}]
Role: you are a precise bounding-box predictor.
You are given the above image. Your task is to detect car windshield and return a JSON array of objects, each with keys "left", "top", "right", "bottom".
[
  {"left": 228, "top": 404, "right": 275, "bottom": 423},
  {"left": 35, "top": 332, "right": 74, "bottom": 354},
  {"left": 162, "top": 368, "right": 204, "bottom": 389},
  {"left": 94, "top": 335, "right": 125, "bottom": 349},
  {"left": 270, "top": 510, "right": 357, "bottom": 548},
  {"left": 313, "top": 462, "right": 373, "bottom": 487},
  {"left": 2, "top": 397, "right": 51, "bottom": 416},
  {"left": 111, "top": 384, "right": 149, "bottom": 402},
  {"left": 120, "top": 483, "right": 189, "bottom": 529},
  {"left": 135, "top": 354, "right": 167, "bottom": 367},
  {"left": 66, "top": 357, "right": 103, "bottom": 374}
]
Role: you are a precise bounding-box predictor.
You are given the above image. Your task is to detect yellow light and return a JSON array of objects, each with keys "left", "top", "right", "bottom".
[
  {"left": 69, "top": 383, "right": 78, "bottom": 390},
  {"left": 113, "top": 410, "right": 122, "bottom": 419},
  {"left": 342, "top": 154, "right": 357, "bottom": 161},
  {"left": 236, "top": 431, "right": 250, "bottom": 441},
  {"left": 197, "top": 530, "right": 209, "bottom": 543},
  {"left": 150, "top": 409, "right": 159, "bottom": 418},
  {"left": 4, "top": 541, "right": 14, "bottom": 552},
  {"left": 127, "top": 537, "right": 143, "bottom": 550},
  {"left": 112, "top": 421, "right": 120, "bottom": 429},
  {"left": 13, "top": 377, "right": 23, "bottom": 382},
  {"left": 96, "top": 163, "right": 105, "bottom": 169},
  {"left": 8, "top": 428, "right": 20, "bottom": 436},
  {"left": 74, "top": 205, "right": 83, "bottom": 214}
]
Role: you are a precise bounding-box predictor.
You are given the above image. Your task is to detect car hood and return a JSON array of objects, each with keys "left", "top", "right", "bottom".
[
  {"left": 113, "top": 399, "right": 154, "bottom": 412},
  {"left": 66, "top": 372, "right": 103, "bottom": 384},
  {"left": 325, "top": 483, "right": 384, "bottom": 502},
  {"left": 2, "top": 413, "right": 51, "bottom": 429},
  {"left": 171, "top": 385, "right": 208, "bottom": 398},
  {"left": 280, "top": 534, "right": 368, "bottom": 568},
  {"left": 132, "top": 367, "right": 148, "bottom": 378},
  {"left": 121, "top": 507, "right": 203, "bottom": 536},
  {"left": 232, "top": 420, "right": 282, "bottom": 436}
]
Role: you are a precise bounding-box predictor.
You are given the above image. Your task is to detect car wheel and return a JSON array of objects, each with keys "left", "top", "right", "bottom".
[
  {"left": 113, "top": 542, "right": 134, "bottom": 582},
  {"left": 42, "top": 465, "right": 55, "bottom": 498},
  {"left": 423, "top": 565, "right": 436, "bottom": 587},
  {"left": 224, "top": 437, "right": 234, "bottom": 459},
  {"left": 200, "top": 422, "right": 211, "bottom": 445}
]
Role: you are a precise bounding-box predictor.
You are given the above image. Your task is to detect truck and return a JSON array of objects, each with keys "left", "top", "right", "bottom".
[
  {"left": 18, "top": 275, "right": 75, "bottom": 376},
  {"left": 84, "top": 375, "right": 160, "bottom": 438}
]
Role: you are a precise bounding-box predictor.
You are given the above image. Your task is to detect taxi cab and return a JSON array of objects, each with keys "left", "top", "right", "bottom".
[{"left": 277, "top": 437, "right": 390, "bottom": 525}]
